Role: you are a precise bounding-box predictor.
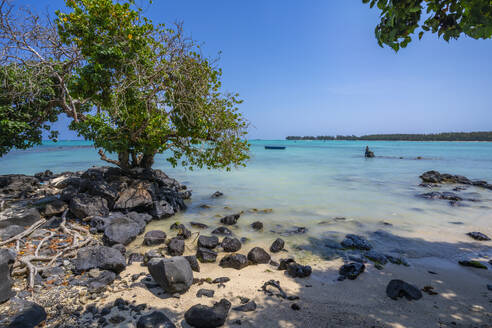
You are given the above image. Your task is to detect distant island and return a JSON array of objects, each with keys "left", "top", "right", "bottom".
[{"left": 286, "top": 131, "right": 492, "bottom": 141}]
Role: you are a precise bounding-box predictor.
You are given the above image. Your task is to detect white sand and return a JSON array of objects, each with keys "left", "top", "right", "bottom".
[{"left": 91, "top": 249, "right": 492, "bottom": 328}]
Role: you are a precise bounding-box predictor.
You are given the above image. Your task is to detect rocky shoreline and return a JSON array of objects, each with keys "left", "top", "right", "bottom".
[{"left": 1, "top": 167, "right": 491, "bottom": 327}]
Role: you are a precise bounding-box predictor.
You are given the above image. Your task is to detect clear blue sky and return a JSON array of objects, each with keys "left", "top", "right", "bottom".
[{"left": 17, "top": 0, "right": 492, "bottom": 139}]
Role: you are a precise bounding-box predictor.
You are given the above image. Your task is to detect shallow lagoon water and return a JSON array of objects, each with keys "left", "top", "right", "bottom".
[{"left": 1, "top": 140, "right": 491, "bottom": 262}]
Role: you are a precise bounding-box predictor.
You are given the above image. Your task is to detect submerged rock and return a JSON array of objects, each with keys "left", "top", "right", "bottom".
[
  {"left": 212, "top": 226, "right": 233, "bottom": 236},
  {"left": 190, "top": 222, "right": 209, "bottom": 229},
  {"left": 341, "top": 234, "right": 372, "bottom": 250},
  {"left": 420, "top": 171, "right": 470, "bottom": 184},
  {"left": 270, "top": 238, "right": 285, "bottom": 253},
  {"left": 147, "top": 257, "right": 193, "bottom": 293},
  {"left": 251, "top": 221, "right": 263, "bottom": 231},
  {"left": 211, "top": 191, "right": 224, "bottom": 198},
  {"left": 184, "top": 299, "right": 231, "bottom": 328},
  {"left": 220, "top": 213, "right": 240, "bottom": 225},
  {"left": 418, "top": 191, "right": 462, "bottom": 202},
  {"left": 386, "top": 279, "right": 422, "bottom": 301}
]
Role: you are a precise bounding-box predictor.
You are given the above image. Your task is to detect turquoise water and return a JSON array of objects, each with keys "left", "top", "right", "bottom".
[{"left": 1, "top": 140, "right": 491, "bottom": 260}]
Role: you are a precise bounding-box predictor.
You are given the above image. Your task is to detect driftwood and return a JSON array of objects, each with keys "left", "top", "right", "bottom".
[
  {"left": 5, "top": 209, "right": 95, "bottom": 290},
  {"left": 0, "top": 218, "right": 47, "bottom": 246}
]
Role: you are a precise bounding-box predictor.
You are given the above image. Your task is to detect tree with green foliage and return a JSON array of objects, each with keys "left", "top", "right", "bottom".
[
  {"left": 0, "top": 64, "right": 60, "bottom": 156},
  {"left": 363, "top": 0, "right": 492, "bottom": 51},
  {"left": 0, "top": 0, "right": 249, "bottom": 170}
]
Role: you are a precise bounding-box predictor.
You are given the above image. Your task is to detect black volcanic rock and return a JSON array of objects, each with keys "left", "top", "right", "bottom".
[{"left": 386, "top": 279, "right": 422, "bottom": 301}]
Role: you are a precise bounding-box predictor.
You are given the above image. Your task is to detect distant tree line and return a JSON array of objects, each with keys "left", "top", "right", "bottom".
[{"left": 286, "top": 132, "right": 492, "bottom": 141}]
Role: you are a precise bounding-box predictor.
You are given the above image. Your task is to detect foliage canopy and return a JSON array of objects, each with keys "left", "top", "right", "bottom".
[
  {"left": 0, "top": 64, "right": 60, "bottom": 155},
  {"left": 0, "top": 0, "right": 249, "bottom": 170},
  {"left": 363, "top": 0, "right": 492, "bottom": 51}
]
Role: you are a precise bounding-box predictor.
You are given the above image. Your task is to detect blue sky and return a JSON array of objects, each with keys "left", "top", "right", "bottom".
[{"left": 18, "top": 0, "right": 492, "bottom": 139}]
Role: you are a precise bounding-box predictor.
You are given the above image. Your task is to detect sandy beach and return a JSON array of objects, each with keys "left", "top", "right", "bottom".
[{"left": 76, "top": 247, "right": 492, "bottom": 328}]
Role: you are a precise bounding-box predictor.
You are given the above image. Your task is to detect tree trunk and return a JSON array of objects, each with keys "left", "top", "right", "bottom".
[
  {"left": 140, "top": 153, "right": 155, "bottom": 169},
  {"left": 118, "top": 151, "right": 130, "bottom": 170}
]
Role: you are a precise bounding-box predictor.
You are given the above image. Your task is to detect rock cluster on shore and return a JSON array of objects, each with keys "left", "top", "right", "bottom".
[
  {"left": 1, "top": 168, "right": 491, "bottom": 327},
  {"left": 0, "top": 167, "right": 192, "bottom": 326}
]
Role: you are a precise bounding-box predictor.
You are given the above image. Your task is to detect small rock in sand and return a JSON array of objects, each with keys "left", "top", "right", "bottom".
[
  {"left": 147, "top": 257, "right": 193, "bottom": 294},
  {"left": 136, "top": 311, "right": 176, "bottom": 328},
  {"left": 144, "top": 249, "right": 162, "bottom": 265},
  {"left": 167, "top": 237, "right": 185, "bottom": 256},
  {"left": 287, "top": 263, "right": 312, "bottom": 278},
  {"left": 213, "top": 277, "right": 230, "bottom": 284},
  {"left": 184, "top": 255, "right": 200, "bottom": 272},
  {"left": 7, "top": 302, "right": 47, "bottom": 328},
  {"left": 338, "top": 262, "right": 365, "bottom": 280},
  {"left": 219, "top": 254, "right": 248, "bottom": 270},
  {"left": 185, "top": 299, "right": 231, "bottom": 328},
  {"left": 458, "top": 260, "right": 488, "bottom": 269},
  {"left": 248, "top": 247, "right": 271, "bottom": 264},
  {"left": 466, "top": 232, "right": 490, "bottom": 241},
  {"left": 196, "top": 247, "right": 218, "bottom": 263},
  {"left": 198, "top": 236, "right": 219, "bottom": 249},
  {"left": 197, "top": 289, "right": 215, "bottom": 298},
  {"left": 221, "top": 237, "right": 242, "bottom": 252},
  {"left": 386, "top": 279, "right": 422, "bottom": 301},
  {"left": 233, "top": 301, "right": 257, "bottom": 312}
]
